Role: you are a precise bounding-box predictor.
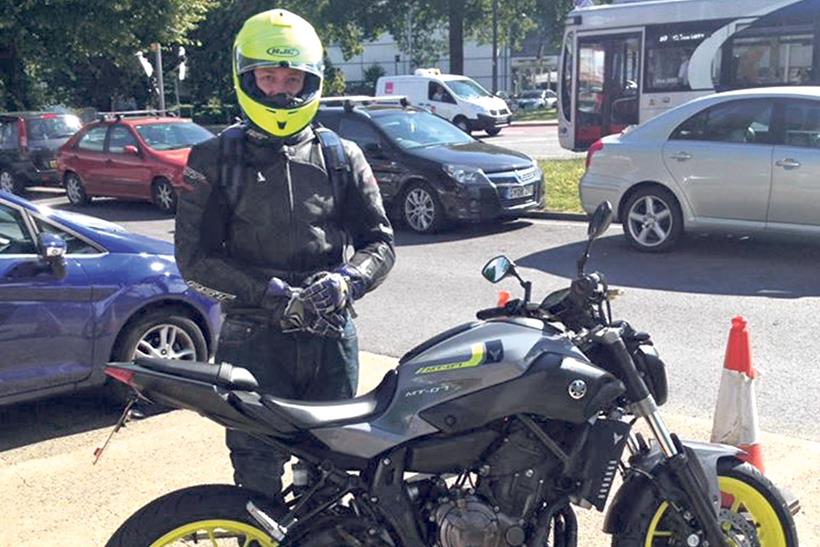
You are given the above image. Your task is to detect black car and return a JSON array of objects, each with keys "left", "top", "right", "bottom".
[
  {"left": 316, "top": 103, "right": 543, "bottom": 233},
  {"left": 0, "top": 111, "right": 83, "bottom": 195}
]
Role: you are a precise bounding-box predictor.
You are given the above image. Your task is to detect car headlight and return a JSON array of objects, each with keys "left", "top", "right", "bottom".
[{"left": 443, "top": 164, "right": 490, "bottom": 185}]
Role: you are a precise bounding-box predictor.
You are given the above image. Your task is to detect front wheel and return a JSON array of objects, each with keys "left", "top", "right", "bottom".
[
  {"left": 613, "top": 459, "right": 798, "bottom": 547},
  {"left": 106, "top": 484, "right": 285, "bottom": 547},
  {"left": 401, "top": 182, "right": 447, "bottom": 234},
  {"left": 486, "top": 127, "right": 502, "bottom": 136}
]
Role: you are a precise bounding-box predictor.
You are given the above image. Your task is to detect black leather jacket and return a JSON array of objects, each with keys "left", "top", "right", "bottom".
[{"left": 175, "top": 125, "right": 395, "bottom": 314}]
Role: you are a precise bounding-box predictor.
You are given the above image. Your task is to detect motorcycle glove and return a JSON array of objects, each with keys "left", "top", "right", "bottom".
[
  {"left": 260, "top": 276, "right": 294, "bottom": 309},
  {"left": 301, "top": 271, "right": 350, "bottom": 313},
  {"left": 280, "top": 289, "right": 346, "bottom": 338}
]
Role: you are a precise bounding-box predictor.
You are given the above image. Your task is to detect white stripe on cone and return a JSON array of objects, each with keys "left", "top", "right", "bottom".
[{"left": 711, "top": 368, "right": 759, "bottom": 447}]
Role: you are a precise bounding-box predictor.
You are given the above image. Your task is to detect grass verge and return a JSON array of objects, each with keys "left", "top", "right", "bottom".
[
  {"left": 538, "top": 158, "right": 585, "bottom": 213},
  {"left": 512, "top": 108, "right": 557, "bottom": 122}
]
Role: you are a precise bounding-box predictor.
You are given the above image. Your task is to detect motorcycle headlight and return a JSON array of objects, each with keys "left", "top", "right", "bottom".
[{"left": 443, "top": 164, "right": 490, "bottom": 185}]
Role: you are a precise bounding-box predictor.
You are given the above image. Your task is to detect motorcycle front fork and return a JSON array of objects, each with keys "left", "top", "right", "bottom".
[{"left": 628, "top": 396, "right": 729, "bottom": 547}]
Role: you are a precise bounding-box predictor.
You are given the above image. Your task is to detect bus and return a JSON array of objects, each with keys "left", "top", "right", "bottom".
[{"left": 558, "top": 0, "right": 820, "bottom": 150}]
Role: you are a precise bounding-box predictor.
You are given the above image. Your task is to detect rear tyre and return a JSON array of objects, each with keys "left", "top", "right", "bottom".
[
  {"left": 152, "top": 178, "right": 177, "bottom": 213},
  {"left": 612, "top": 459, "right": 798, "bottom": 547},
  {"left": 0, "top": 169, "right": 23, "bottom": 195},
  {"left": 108, "top": 310, "right": 208, "bottom": 403},
  {"left": 453, "top": 116, "right": 471, "bottom": 134},
  {"left": 401, "top": 182, "right": 447, "bottom": 234},
  {"left": 64, "top": 172, "right": 91, "bottom": 205},
  {"left": 622, "top": 186, "right": 682, "bottom": 252},
  {"left": 106, "top": 484, "right": 285, "bottom": 547}
]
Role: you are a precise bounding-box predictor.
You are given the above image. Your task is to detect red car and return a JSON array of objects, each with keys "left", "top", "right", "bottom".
[{"left": 57, "top": 114, "right": 214, "bottom": 213}]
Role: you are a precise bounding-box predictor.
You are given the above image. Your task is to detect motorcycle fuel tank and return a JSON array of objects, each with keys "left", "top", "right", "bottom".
[{"left": 311, "top": 318, "right": 589, "bottom": 459}]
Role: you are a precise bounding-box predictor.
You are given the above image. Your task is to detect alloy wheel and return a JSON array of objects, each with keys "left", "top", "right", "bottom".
[
  {"left": 404, "top": 187, "right": 435, "bottom": 232},
  {"left": 627, "top": 195, "right": 673, "bottom": 248},
  {"left": 65, "top": 176, "right": 83, "bottom": 203},
  {"left": 134, "top": 324, "right": 197, "bottom": 361},
  {"left": 0, "top": 171, "right": 15, "bottom": 194}
]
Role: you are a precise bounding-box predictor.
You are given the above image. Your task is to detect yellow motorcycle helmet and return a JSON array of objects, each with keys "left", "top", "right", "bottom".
[{"left": 233, "top": 9, "right": 324, "bottom": 138}]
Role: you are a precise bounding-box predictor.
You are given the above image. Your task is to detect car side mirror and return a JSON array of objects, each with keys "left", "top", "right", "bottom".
[
  {"left": 364, "top": 142, "right": 385, "bottom": 158},
  {"left": 37, "top": 232, "right": 67, "bottom": 279},
  {"left": 123, "top": 145, "right": 139, "bottom": 156}
]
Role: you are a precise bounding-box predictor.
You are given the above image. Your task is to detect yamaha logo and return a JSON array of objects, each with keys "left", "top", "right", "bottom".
[
  {"left": 266, "top": 46, "right": 299, "bottom": 57},
  {"left": 568, "top": 379, "right": 587, "bottom": 400}
]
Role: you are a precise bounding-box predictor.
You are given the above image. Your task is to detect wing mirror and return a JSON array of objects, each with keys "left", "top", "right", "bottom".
[
  {"left": 577, "top": 201, "right": 613, "bottom": 276},
  {"left": 482, "top": 255, "right": 532, "bottom": 302},
  {"left": 123, "top": 145, "right": 139, "bottom": 156},
  {"left": 38, "top": 232, "right": 67, "bottom": 279}
]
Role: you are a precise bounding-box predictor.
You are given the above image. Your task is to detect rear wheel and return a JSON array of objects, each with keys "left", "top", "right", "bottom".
[
  {"left": 108, "top": 310, "right": 208, "bottom": 402},
  {"left": 152, "top": 178, "right": 177, "bottom": 213},
  {"left": 64, "top": 172, "right": 91, "bottom": 205},
  {"left": 106, "top": 484, "right": 285, "bottom": 547},
  {"left": 612, "top": 459, "right": 798, "bottom": 547}
]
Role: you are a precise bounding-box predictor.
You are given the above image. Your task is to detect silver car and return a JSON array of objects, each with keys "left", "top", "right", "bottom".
[{"left": 580, "top": 87, "right": 820, "bottom": 251}]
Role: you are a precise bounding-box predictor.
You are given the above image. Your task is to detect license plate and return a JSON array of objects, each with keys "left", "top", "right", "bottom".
[
  {"left": 49, "top": 160, "right": 57, "bottom": 169},
  {"left": 506, "top": 185, "right": 534, "bottom": 199}
]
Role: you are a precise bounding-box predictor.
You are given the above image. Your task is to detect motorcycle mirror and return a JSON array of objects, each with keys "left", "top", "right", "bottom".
[
  {"left": 482, "top": 256, "right": 514, "bottom": 283},
  {"left": 577, "top": 201, "right": 613, "bottom": 277},
  {"left": 587, "top": 201, "right": 614, "bottom": 240}
]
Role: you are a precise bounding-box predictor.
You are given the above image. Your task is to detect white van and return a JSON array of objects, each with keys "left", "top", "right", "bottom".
[{"left": 375, "top": 69, "right": 512, "bottom": 135}]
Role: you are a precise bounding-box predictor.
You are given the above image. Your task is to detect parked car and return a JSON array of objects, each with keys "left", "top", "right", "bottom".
[
  {"left": 376, "top": 69, "right": 512, "bottom": 136},
  {"left": 0, "top": 111, "right": 83, "bottom": 195},
  {"left": 517, "top": 89, "right": 558, "bottom": 110},
  {"left": 0, "top": 191, "right": 220, "bottom": 405},
  {"left": 317, "top": 100, "right": 543, "bottom": 233},
  {"left": 580, "top": 86, "right": 820, "bottom": 252},
  {"left": 56, "top": 114, "right": 214, "bottom": 213},
  {"left": 495, "top": 90, "right": 519, "bottom": 114}
]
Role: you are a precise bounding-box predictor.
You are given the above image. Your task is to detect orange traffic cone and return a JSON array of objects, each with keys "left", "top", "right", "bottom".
[{"left": 711, "top": 316, "right": 765, "bottom": 473}]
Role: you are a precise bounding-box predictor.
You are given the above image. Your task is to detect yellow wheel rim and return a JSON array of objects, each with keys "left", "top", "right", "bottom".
[
  {"left": 149, "top": 519, "right": 278, "bottom": 547},
  {"left": 644, "top": 476, "right": 787, "bottom": 547}
]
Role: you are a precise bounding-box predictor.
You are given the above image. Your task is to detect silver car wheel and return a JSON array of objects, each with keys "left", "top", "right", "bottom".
[
  {"left": 66, "top": 176, "right": 83, "bottom": 203},
  {"left": 627, "top": 195, "right": 673, "bottom": 247},
  {"left": 134, "top": 324, "right": 197, "bottom": 360},
  {"left": 404, "top": 187, "right": 435, "bottom": 232},
  {"left": 0, "top": 171, "right": 15, "bottom": 193}
]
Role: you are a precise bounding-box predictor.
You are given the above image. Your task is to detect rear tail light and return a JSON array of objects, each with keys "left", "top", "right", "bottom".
[
  {"left": 41, "top": 113, "right": 57, "bottom": 119},
  {"left": 105, "top": 367, "right": 135, "bottom": 386},
  {"left": 585, "top": 139, "right": 603, "bottom": 170},
  {"left": 17, "top": 118, "right": 28, "bottom": 156}
]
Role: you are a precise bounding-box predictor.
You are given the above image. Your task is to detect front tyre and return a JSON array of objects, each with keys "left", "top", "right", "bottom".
[
  {"left": 401, "top": 182, "right": 447, "bottom": 234},
  {"left": 486, "top": 127, "right": 502, "bottom": 136},
  {"left": 622, "top": 186, "right": 682, "bottom": 252},
  {"left": 106, "top": 484, "right": 285, "bottom": 547},
  {"left": 613, "top": 459, "right": 798, "bottom": 547}
]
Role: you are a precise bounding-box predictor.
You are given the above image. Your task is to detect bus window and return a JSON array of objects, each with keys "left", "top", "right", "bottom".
[
  {"left": 561, "top": 32, "right": 574, "bottom": 122},
  {"left": 645, "top": 21, "right": 727, "bottom": 92}
]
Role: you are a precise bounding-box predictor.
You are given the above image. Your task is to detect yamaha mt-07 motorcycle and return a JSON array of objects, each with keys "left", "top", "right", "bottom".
[{"left": 105, "top": 202, "right": 798, "bottom": 547}]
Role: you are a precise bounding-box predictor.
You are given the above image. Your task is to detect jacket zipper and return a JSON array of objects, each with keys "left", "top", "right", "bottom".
[{"left": 284, "top": 148, "right": 297, "bottom": 286}]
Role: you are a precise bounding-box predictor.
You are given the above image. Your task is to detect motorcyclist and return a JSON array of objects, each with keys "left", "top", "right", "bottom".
[{"left": 174, "top": 8, "right": 395, "bottom": 503}]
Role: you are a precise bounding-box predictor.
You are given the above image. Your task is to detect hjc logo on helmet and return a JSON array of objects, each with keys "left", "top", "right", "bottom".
[{"left": 266, "top": 46, "right": 300, "bottom": 57}]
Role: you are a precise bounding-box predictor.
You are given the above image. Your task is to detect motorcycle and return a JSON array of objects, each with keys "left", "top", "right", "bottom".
[{"left": 104, "top": 201, "right": 798, "bottom": 547}]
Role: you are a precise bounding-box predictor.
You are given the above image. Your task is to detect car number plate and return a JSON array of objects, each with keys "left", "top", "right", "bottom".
[{"left": 507, "top": 184, "right": 534, "bottom": 199}]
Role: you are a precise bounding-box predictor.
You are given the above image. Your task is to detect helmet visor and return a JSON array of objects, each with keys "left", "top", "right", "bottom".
[{"left": 235, "top": 49, "right": 324, "bottom": 79}]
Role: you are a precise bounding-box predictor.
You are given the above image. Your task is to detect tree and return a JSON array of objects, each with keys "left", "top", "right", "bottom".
[{"left": 0, "top": 0, "right": 213, "bottom": 110}]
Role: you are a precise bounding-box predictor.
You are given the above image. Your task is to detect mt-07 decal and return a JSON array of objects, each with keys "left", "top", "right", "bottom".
[{"left": 414, "top": 340, "right": 504, "bottom": 375}]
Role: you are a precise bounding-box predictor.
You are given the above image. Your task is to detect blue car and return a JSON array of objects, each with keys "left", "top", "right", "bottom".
[{"left": 0, "top": 191, "right": 221, "bottom": 405}]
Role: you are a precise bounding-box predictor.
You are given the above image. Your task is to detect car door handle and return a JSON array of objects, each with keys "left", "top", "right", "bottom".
[
  {"left": 775, "top": 158, "right": 801, "bottom": 169},
  {"left": 670, "top": 151, "right": 692, "bottom": 161}
]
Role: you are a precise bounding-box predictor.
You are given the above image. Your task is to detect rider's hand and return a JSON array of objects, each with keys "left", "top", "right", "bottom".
[
  {"left": 261, "top": 276, "right": 294, "bottom": 309},
  {"left": 301, "top": 272, "right": 350, "bottom": 313}
]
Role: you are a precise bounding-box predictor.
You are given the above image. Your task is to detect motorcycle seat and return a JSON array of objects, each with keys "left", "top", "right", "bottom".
[
  {"left": 134, "top": 357, "right": 260, "bottom": 391},
  {"left": 260, "top": 369, "right": 398, "bottom": 429}
]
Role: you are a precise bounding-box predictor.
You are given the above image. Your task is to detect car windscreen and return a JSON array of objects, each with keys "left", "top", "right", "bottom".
[
  {"left": 25, "top": 115, "right": 82, "bottom": 140},
  {"left": 372, "top": 110, "right": 474, "bottom": 149},
  {"left": 135, "top": 122, "right": 214, "bottom": 151},
  {"left": 521, "top": 91, "right": 543, "bottom": 98},
  {"left": 446, "top": 79, "right": 493, "bottom": 100}
]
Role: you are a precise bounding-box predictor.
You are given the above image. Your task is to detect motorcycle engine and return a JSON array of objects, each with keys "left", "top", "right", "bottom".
[{"left": 434, "top": 495, "right": 524, "bottom": 547}]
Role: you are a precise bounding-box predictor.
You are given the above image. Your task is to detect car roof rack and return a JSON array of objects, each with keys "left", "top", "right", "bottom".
[
  {"left": 319, "top": 95, "right": 409, "bottom": 112},
  {"left": 95, "top": 109, "right": 180, "bottom": 121}
]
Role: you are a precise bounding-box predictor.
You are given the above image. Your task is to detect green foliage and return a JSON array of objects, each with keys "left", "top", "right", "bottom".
[
  {"left": 538, "top": 158, "right": 585, "bottom": 213},
  {"left": 323, "top": 58, "right": 346, "bottom": 96},
  {"left": 362, "top": 64, "right": 386, "bottom": 94}
]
